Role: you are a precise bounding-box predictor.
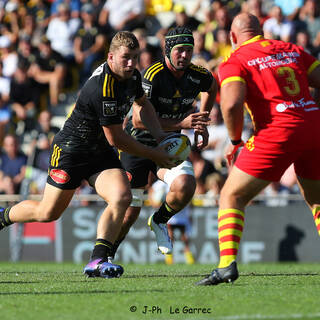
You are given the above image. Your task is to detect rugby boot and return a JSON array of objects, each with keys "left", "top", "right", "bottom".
[
  {"left": 148, "top": 213, "right": 173, "bottom": 254},
  {"left": 83, "top": 258, "right": 124, "bottom": 278},
  {"left": 195, "top": 261, "right": 239, "bottom": 286}
]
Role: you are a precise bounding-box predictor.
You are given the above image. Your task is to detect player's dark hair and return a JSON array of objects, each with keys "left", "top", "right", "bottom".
[
  {"left": 165, "top": 27, "right": 194, "bottom": 64},
  {"left": 109, "top": 31, "right": 139, "bottom": 53}
]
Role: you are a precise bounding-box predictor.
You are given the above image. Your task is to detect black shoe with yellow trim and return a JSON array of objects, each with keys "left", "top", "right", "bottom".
[
  {"left": 195, "top": 261, "right": 239, "bottom": 286},
  {"left": 0, "top": 207, "right": 12, "bottom": 230}
]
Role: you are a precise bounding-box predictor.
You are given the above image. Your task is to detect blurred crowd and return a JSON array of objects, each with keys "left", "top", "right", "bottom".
[{"left": 0, "top": 0, "right": 317, "bottom": 206}]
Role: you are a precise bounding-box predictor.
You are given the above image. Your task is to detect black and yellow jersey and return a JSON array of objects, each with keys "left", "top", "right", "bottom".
[
  {"left": 125, "top": 60, "right": 213, "bottom": 146},
  {"left": 57, "top": 62, "right": 144, "bottom": 153}
]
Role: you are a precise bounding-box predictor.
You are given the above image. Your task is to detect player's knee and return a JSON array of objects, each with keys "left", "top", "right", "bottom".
[
  {"left": 111, "top": 191, "right": 132, "bottom": 209},
  {"left": 171, "top": 175, "right": 196, "bottom": 200},
  {"left": 36, "top": 208, "right": 59, "bottom": 222}
]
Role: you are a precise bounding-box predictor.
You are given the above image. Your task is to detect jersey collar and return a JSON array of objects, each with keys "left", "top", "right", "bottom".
[{"left": 241, "top": 35, "right": 264, "bottom": 47}]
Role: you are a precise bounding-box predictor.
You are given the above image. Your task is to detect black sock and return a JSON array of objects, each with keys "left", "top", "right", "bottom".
[
  {"left": 0, "top": 207, "right": 12, "bottom": 229},
  {"left": 109, "top": 237, "right": 125, "bottom": 258},
  {"left": 91, "top": 239, "right": 113, "bottom": 260},
  {"left": 153, "top": 202, "right": 177, "bottom": 224}
]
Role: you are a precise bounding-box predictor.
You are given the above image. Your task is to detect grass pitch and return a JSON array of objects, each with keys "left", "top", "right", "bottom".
[{"left": 0, "top": 262, "right": 320, "bottom": 320}]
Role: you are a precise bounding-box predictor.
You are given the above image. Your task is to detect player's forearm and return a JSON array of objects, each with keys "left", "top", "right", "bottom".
[
  {"left": 110, "top": 129, "right": 160, "bottom": 160},
  {"left": 199, "top": 81, "right": 217, "bottom": 113},
  {"left": 220, "top": 82, "right": 246, "bottom": 141},
  {"left": 139, "top": 104, "right": 166, "bottom": 142}
]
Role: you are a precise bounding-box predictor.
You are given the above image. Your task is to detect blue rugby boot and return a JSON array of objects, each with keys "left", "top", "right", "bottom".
[
  {"left": 83, "top": 258, "right": 124, "bottom": 278},
  {"left": 195, "top": 261, "right": 239, "bottom": 286}
]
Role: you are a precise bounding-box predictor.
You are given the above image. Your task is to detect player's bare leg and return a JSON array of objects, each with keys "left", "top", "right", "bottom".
[
  {"left": 0, "top": 183, "right": 75, "bottom": 230},
  {"left": 196, "top": 166, "right": 269, "bottom": 285},
  {"left": 296, "top": 177, "right": 320, "bottom": 236},
  {"left": 149, "top": 169, "right": 196, "bottom": 254}
]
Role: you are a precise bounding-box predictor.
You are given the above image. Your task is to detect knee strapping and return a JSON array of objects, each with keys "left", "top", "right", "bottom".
[{"left": 130, "top": 188, "right": 144, "bottom": 207}]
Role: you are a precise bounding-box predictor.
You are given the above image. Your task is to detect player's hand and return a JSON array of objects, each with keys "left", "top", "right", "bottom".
[
  {"left": 194, "top": 127, "right": 209, "bottom": 149},
  {"left": 224, "top": 141, "right": 245, "bottom": 167},
  {"left": 180, "top": 111, "right": 210, "bottom": 130}
]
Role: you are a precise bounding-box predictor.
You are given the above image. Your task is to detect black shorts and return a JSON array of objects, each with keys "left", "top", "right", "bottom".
[
  {"left": 120, "top": 151, "right": 157, "bottom": 188},
  {"left": 47, "top": 137, "right": 123, "bottom": 190}
]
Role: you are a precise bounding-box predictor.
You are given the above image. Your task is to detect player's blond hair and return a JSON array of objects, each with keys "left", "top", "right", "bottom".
[{"left": 109, "top": 31, "right": 140, "bottom": 53}]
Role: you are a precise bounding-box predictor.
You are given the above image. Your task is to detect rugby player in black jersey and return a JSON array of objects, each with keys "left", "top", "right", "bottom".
[
  {"left": 110, "top": 27, "right": 217, "bottom": 260},
  {"left": 0, "top": 31, "right": 175, "bottom": 278}
]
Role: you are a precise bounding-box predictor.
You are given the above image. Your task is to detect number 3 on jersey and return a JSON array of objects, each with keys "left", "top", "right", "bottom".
[{"left": 276, "top": 66, "right": 300, "bottom": 96}]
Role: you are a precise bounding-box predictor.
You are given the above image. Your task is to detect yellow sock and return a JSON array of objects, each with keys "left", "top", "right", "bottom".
[
  {"left": 165, "top": 254, "right": 173, "bottom": 265},
  {"left": 184, "top": 251, "right": 194, "bottom": 264},
  {"left": 218, "top": 209, "right": 245, "bottom": 268},
  {"left": 312, "top": 206, "right": 320, "bottom": 236}
]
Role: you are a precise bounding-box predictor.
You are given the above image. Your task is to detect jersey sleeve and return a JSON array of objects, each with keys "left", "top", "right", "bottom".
[
  {"left": 218, "top": 57, "right": 247, "bottom": 88},
  {"left": 298, "top": 46, "right": 320, "bottom": 75},
  {"left": 200, "top": 69, "right": 214, "bottom": 92},
  {"left": 134, "top": 70, "right": 145, "bottom": 100}
]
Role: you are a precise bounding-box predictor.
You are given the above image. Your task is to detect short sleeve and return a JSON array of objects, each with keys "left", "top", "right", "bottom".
[{"left": 218, "top": 58, "right": 247, "bottom": 88}]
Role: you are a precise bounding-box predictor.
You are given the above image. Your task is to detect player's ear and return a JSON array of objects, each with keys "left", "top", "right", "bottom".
[
  {"left": 107, "top": 52, "right": 113, "bottom": 62},
  {"left": 230, "top": 31, "right": 237, "bottom": 50}
]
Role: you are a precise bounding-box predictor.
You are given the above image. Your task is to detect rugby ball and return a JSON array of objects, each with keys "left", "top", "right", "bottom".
[{"left": 159, "top": 133, "right": 191, "bottom": 166}]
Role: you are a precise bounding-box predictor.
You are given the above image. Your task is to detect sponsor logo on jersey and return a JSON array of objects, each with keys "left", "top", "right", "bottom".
[
  {"left": 187, "top": 75, "right": 200, "bottom": 84},
  {"left": 276, "top": 98, "right": 317, "bottom": 113},
  {"left": 142, "top": 83, "right": 152, "bottom": 98},
  {"left": 102, "top": 101, "right": 117, "bottom": 116},
  {"left": 173, "top": 90, "right": 181, "bottom": 98},
  {"left": 158, "top": 97, "right": 172, "bottom": 104},
  {"left": 50, "top": 169, "right": 70, "bottom": 184}
]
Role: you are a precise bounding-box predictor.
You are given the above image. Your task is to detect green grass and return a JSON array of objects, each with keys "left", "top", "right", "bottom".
[{"left": 1, "top": 262, "right": 320, "bottom": 320}]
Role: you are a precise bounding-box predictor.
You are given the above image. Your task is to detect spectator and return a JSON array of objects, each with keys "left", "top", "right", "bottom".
[
  {"left": 9, "top": 61, "right": 39, "bottom": 133},
  {"left": 50, "top": 0, "right": 81, "bottom": 19},
  {"left": 211, "top": 6, "right": 232, "bottom": 43},
  {"left": 157, "top": 4, "right": 200, "bottom": 44},
  {"left": 26, "top": 0, "right": 51, "bottom": 46},
  {"left": 263, "top": 6, "right": 295, "bottom": 42},
  {"left": 0, "top": 61, "right": 10, "bottom": 103},
  {"left": 17, "top": 34, "right": 37, "bottom": 69},
  {"left": 201, "top": 106, "right": 229, "bottom": 171},
  {"left": 27, "top": 35, "right": 66, "bottom": 107},
  {"left": 205, "top": 172, "right": 226, "bottom": 206},
  {"left": 0, "top": 61, "right": 10, "bottom": 143},
  {"left": 211, "top": 29, "right": 232, "bottom": 62},
  {"left": 299, "top": 0, "right": 320, "bottom": 46},
  {"left": 189, "top": 144, "right": 217, "bottom": 195},
  {"left": 74, "top": 3, "right": 106, "bottom": 85},
  {"left": 192, "top": 30, "right": 211, "bottom": 62},
  {"left": 244, "top": 0, "right": 269, "bottom": 27},
  {"left": 46, "top": 3, "right": 80, "bottom": 61},
  {"left": 98, "top": 0, "right": 145, "bottom": 37},
  {"left": 0, "top": 35, "right": 18, "bottom": 78},
  {"left": 34, "top": 110, "right": 60, "bottom": 142},
  {"left": 295, "top": 30, "right": 316, "bottom": 56},
  {"left": 274, "top": 0, "right": 303, "bottom": 21},
  {"left": 0, "top": 133, "right": 27, "bottom": 195}
]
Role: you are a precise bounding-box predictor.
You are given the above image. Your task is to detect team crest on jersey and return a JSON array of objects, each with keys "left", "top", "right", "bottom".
[
  {"left": 142, "top": 83, "right": 152, "bottom": 98},
  {"left": 102, "top": 101, "right": 117, "bottom": 116}
]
